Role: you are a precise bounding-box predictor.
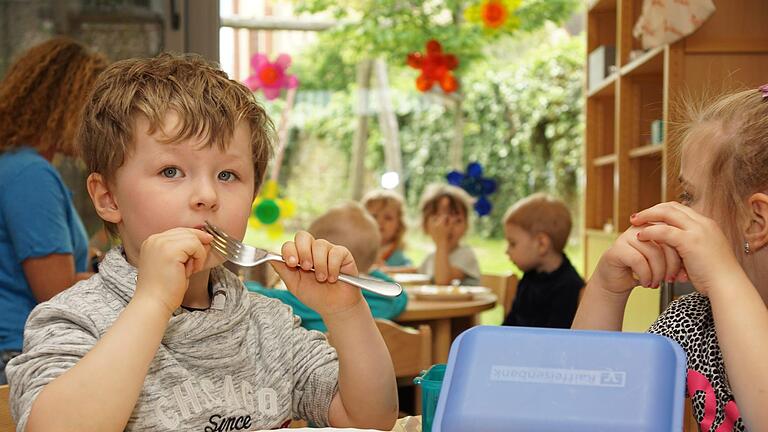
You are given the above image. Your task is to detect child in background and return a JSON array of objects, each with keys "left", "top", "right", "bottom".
[
  {"left": 362, "top": 189, "right": 413, "bottom": 271},
  {"left": 418, "top": 184, "right": 480, "bottom": 286},
  {"left": 6, "top": 53, "right": 397, "bottom": 431},
  {"left": 573, "top": 87, "right": 768, "bottom": 431},
  {"left": 501, "top": 193, "right": 583, "bottom": 328},
  {"left": 250, "top": 202, "right": 408, "bottom": 332}
]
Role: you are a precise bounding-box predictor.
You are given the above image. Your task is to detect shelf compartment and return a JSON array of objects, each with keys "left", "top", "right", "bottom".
[
  {"left": 593, "top": 154, "right": 617, "bottom": 166},
  {"left": 629, "top": 144, "right": 663, "bottom": 158},
  {"left": 586, "top": 95, "right": 615, "bottom": 158},
  {"left": 624, "top": 0, "right": 647, "bottom": 63},
  {"left": 584, "top": 164, "right": 615, "bottom": 231},
  {"left": 621, "top": 46, "right": 664, "bottom": 77},
  {"left": 587, "top": 5, "right": 617, "bottom": 65},
  {"left": 587, "top": 74, "right": 617, "bottom": 98},
  {"left": 619, "top": 76, "right": 663, "bottom": 150},
  {"left": 630, "top": 156, "right": 663, "bottom": 218}
]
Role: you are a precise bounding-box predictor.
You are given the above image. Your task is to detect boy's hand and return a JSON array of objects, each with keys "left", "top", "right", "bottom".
[
  {"left": 133, "top": 228, "right": 213, "bottom": 315},
  {"left": 270, "top": 231, "right": 363, "bottom": 317}
]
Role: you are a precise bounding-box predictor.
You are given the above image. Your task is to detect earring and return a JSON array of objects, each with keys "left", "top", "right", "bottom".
[{"left": 744, "top": 241, "right": 751, "bottom": 255}]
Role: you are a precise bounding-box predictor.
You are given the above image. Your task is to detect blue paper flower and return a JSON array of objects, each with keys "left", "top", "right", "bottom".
[{"left": 446, "top": 162, "right": 497, "bottom": 216}]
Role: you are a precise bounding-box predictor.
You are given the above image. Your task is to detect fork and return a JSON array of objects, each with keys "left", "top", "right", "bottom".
[{"left": 204, "top": 221, "right": 403, "bottom": 297}]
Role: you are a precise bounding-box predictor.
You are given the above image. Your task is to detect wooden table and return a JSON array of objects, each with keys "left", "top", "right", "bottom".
[{"left": 396, "top": 291, "right": 497, "bottom": 363}]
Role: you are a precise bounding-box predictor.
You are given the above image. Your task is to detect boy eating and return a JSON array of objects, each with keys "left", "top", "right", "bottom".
[{"left": 6, "top": 53, "right": 397, "bottom": 431}]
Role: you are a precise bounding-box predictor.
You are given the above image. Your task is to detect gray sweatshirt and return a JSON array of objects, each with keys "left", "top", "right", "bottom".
[{"left": 6, "top": 248, "right": 339, "bottom": 431}]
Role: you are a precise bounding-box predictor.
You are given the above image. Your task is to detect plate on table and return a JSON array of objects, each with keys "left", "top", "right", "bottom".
[
  {"left": 392, "top": 273, "right": 432, "bottom": 285},
  {"left": 409, "top": 285, "right": 478, "bottom": 301}
]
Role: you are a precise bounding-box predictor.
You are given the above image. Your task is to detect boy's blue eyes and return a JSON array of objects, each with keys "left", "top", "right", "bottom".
[
  {"left": 218, "top": 171, "right": 237, "bottom": 182},
  {"left": 162, "top": 167, "right": 180, "bottom": 178},
  {"left": 159, "top": 167, "right": 239, "bottom": 181}
]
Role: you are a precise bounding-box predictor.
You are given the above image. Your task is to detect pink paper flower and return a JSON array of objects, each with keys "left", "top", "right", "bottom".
[{"left": 244, "top": 53, "right": 298, "bottom": 100}]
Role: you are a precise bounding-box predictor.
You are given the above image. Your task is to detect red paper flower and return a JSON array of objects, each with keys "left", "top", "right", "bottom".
[
  {"left": 406, "top": 40, "right": 459, "bottom": 93},
  {"left": 482, "top": 1, "right": 508, "bottom": 28},
  {"left": 464, "top": 0, "right": 521, "bottom": 33},
  {"left": 244, "top": 53, "right": 298, "bottom": 100}
]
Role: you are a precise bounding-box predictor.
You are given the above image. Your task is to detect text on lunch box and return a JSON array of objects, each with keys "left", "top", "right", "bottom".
[{"left": 489, "top": 366, "right": 626, "bottom": 388}]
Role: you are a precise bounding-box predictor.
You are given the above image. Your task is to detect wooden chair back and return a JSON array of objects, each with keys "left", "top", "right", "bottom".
[
  {"left": 375, "top": 319, "right": 432, "bottom": 414},
  {"left": 376, "top": 319, "right": 432, "bottom": 379},
  {"left": 0, "top": 384, "right": 13, "bottom": 431},
  {"left": 480, "top": 273, "right": 519, "bottom": 316}
]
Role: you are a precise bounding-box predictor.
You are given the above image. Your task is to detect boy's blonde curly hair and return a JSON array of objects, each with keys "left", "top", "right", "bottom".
[
  {"left": 79, "top": 53, "right": 274, "bottom": 237},
  {"left": 309, "top": 202, "right": 381, "bottom": 273}
]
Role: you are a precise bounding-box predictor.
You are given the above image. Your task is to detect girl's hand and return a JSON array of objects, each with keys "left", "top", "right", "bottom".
[
  {"left": 270, "top": 231, "right": 363, "bottom": 317},
  {"left": 631, "top": 201, "right": 741, "bottom": 296},
  {"left": 591, "top": 223, "right": 683, "bottom": 296},
  {"left": 134, "top": 228, "right": 213, "bottom": 315},
  {"left": 427, "top": 215, "right": 451, "bottom": 245}
]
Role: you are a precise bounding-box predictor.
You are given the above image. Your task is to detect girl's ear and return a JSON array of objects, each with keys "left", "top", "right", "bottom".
[
  {"left": 744, "top": 192, "right": 768, "bottom": 252},
  {"left": 87, "top": 173, "right": 122, "bottom": 224}
]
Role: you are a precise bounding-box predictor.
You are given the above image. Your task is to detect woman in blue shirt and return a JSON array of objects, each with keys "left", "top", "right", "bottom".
[{"left": 0, "top": 37, "right": 106, "bottom": 383}]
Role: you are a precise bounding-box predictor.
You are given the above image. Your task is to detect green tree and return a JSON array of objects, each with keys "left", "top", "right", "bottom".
[
  {"left": 291, "top": 0, "right": 579, "bottom": 85},
  {"left": 275, "top": 1, "right": 585, "bottom": 238},
  {"left": 283, "top": 32, "right": 584, "bottom": 237}
]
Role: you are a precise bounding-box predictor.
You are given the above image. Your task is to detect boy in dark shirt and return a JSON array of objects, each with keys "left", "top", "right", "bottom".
[{"left": 502, "top": 193, "right": 584, "bottom": 328}]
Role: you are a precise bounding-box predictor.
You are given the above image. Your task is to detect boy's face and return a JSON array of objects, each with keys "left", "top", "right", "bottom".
[
  {"left": 111, "top": 113, "right": 256, "bottom": 268},
  {"left": 368, "top": 203, "right": 400, "bottom": 245},
  {"left": 504, "top": 223, "right": 542, "bottom": 272}
]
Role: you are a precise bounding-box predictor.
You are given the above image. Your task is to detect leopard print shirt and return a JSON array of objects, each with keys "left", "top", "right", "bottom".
[{"left": 648, "top": 293, "right": 745, "bottom": 431}]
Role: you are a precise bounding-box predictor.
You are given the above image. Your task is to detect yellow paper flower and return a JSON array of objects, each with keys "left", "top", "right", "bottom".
[
  {"left": 248, "top": 179, "right": 296, "bottom": 238},
  {"left": 464, "top": 0, "right": 521, "bottom": 32}
]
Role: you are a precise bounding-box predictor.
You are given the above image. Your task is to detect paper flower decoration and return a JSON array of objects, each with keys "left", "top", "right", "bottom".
[
  {"left": 249, "top": 179, "right": 296, "bottom": 237},
  {"left": 464, "top": 0, "right": 521, "bottom": 32},
  {"left": 244, "top": 53, "right": 298, "bottom": 100},
  {"left": 406, "top": 40, "right": 459, "bottom": 93},
  {"left": 447, "top": 162, "right": 497, "bottom": 216}
]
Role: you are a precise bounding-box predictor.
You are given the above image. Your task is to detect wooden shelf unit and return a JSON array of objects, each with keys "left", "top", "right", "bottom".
[{"left": 584, "top": 0, "right": 768, "bottom": 330}]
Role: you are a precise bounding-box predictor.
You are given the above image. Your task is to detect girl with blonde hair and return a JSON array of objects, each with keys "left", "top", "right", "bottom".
[
  {"left": 362, "top": 189, "right": 412, "bottom": 270},
  {"left": 574, "top": 86, "right": 768, "bottom": 431}
]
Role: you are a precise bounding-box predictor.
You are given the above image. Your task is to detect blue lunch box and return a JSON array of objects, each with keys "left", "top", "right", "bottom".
[{"left": 432, "top": 326, "right": 687, "bottom": 432}]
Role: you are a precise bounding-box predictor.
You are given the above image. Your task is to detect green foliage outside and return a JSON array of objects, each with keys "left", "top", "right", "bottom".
[
  {"left": 274, "top": 32, "right": 585, "bottom": 237},
  {"left": 246, "top": 1, "right": 587, "bottom": 294},
  {"left": 290, "top": 0, "right": 580, "bottom": 91}
]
